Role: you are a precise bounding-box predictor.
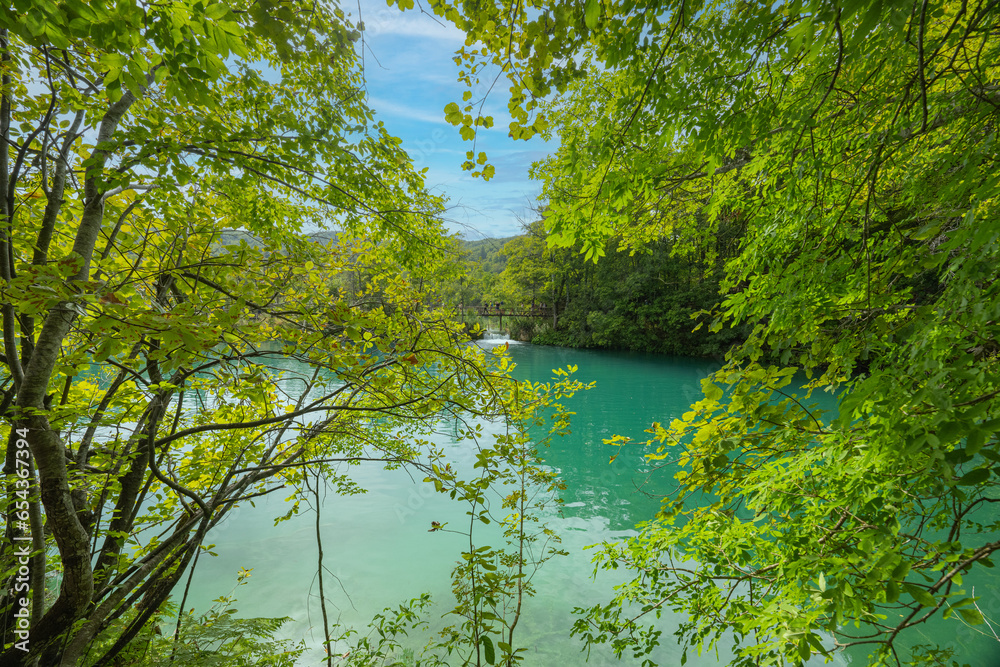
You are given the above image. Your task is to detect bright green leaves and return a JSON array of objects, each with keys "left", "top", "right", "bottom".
[
  {"left": 444, "top": 104, "right": 501, "bottom": 178},
  {"left": 956, "top": 467, "right": 992, "bottom": 486},
  {"left": 481, "top": 634, "right": 496, "bottom": 664},
  {"left": 590, "top": 327, "right": 1000, "bottom": 664},
  {"left": 700, "top": 378, "right": 724, "bottom": 403},
  {"left": 584, "top": 0, "right": 601, "bottom": 30},
  {"left": 444, "top": 102, "right": 463, "bottom": 124},
  {"left": 401, "top": 0, "right": 1000, "bottom": 663},
  {"left": 0, "top": 3, "right": 513, "bottom": 661},
  {"left": 204, "top": 3, "right": 228, "bottom": 20},
  {"left": 100, "top": 52, "right": 129, "bottom": 85},
  {"left": 901, "top": 583, "right": 936, "bottom": 608}
]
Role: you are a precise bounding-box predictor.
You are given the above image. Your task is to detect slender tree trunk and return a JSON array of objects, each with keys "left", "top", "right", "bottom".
[{"left": 0, "top": 86, "right": 138, "bottom": 667}]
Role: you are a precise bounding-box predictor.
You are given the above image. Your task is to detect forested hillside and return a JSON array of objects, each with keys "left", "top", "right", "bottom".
[{"left": 454, "top": 219, "right": 746, "bottom": 357}]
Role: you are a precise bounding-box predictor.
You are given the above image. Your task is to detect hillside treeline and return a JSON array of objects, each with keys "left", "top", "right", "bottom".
[{"left": 450, "top": 217, "right": 745, "bottom": 358}]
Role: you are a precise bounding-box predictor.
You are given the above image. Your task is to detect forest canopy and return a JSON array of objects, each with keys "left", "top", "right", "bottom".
[
  {"left": 0, "top": 2, "right": 589, "bottom": 665},
  {"left": 417, "top": 0, "right": 1000, "bottom": 664},
  {"left": 2, "top": 0, "right": 1000, "bottom": 666}
]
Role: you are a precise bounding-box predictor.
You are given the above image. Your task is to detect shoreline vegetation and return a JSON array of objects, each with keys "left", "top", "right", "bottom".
[{"left": 446, "top": 222, "right": 748, "bottom": 359}]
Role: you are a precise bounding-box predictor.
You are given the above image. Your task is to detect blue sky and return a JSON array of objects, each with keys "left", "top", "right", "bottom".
[{"left": 350, "top": 0, "right": 550, "bottom": 239}]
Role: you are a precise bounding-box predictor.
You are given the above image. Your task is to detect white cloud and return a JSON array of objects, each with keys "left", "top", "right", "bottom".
[
  {"left": 353, "top": 3, "right": 465, "bottom": 43},
  {"left": 367, "top": 96, "right": 451, "bottom": 126}
]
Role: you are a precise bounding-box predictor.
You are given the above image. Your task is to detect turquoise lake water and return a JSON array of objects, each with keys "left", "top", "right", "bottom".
[{"left": 186, "top": 340, "right": 1000, "bottom": 666}]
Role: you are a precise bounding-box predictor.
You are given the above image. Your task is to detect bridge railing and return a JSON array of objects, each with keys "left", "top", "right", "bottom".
[{"left": 476, "top": 306, "right": 551, "bottom": 318}]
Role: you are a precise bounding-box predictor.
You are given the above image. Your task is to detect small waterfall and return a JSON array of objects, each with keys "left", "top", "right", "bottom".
[{"left": 477, "top": 330, "right": 520, "bottom": 348}]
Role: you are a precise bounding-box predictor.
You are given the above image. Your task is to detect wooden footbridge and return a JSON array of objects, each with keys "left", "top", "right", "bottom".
[{"left": 477, "top": 305, "right": 552, "bottom": 328}]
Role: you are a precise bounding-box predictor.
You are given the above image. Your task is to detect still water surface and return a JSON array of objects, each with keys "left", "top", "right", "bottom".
[{"left": 187, "top": 340, "right": 998, "bottom": 666}]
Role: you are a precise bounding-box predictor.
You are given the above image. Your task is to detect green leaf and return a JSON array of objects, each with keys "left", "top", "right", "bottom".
[
  {"left": 702, "top": 380, "right": 723, "bottom": 402},
  {"left": 444, "top": 102, "right": 463, "bottom": 124},
  {"left": 891, "top": 560, "right": 911, "bottom": 580},
  {"left": 797, "top": 637, "right": 811, "bottom": 661},
  {"left": 584, "top": 0, "right": 600, "bottom": 29},
  {"left": 902, "top": 583, "right": 936, "bottom": 608},
  {"left": 966, "top": 429, "right": 987, "bottom": 456},
  {"left": 205, "top": 3, "right": 228, "bottom": 19},
  {"left": 957, "top": 467, "right": 991, "bottom": 486},
  {"left": 958, "top": 608, "right": 985, "bottom": 625},
  {"left": 482, "top": 635, "right": 496, "bottom": 664},
  {"left": 885, "top": 580, "right": 900, "bottom": 603}
]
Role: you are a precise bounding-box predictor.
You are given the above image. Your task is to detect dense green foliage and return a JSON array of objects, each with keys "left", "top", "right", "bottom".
[
  {"left": 86, "top": 573, "right": 305, "bottom": 667},
  {"left": 417, "top": 0, "right": 1000, "bottom": 664},
  {"left": 0, "top": 2, "right": 583, "bottom": 665},
  {"left": 6, "top": 0, "right": 1000, "bottom": 665}
]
